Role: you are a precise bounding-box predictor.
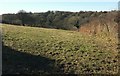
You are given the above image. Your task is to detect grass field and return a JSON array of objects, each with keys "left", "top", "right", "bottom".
[{"left": 1, "top": 24, "right": 119, "bottom": 74}]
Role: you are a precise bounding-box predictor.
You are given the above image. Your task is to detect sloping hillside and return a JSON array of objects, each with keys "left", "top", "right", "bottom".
[{"left": 2, "top": 24, "right": 118, "bottom": 75}]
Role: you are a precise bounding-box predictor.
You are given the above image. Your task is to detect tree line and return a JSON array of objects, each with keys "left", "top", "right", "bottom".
[{"left": 2, "top": 10, "right": 116, "bottom": 30}]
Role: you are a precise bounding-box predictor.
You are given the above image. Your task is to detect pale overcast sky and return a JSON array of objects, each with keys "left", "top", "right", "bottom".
[{"left": 0, "top": 0, "right": 119, "bottom": 15}]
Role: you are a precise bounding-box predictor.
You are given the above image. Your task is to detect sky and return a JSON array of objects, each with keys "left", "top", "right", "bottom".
[{"left": 0, "top": 0, "right": 119, "bottom": 15}]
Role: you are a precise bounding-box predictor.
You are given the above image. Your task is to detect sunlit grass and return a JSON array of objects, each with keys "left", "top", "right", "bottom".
[{"left": 2, "top": 24, "right": 118, "bottom": 74}]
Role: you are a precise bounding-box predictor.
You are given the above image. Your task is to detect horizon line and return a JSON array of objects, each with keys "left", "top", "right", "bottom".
[{"left": 1, "top": 9, "right": 118, "bottom": 15}]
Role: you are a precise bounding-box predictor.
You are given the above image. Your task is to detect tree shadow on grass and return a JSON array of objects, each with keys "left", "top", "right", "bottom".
[{"left": 2, "top": 44, "right": 64, "bottom": 75}]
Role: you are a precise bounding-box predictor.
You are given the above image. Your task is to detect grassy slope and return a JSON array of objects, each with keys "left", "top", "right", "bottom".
[{"left": 2, "top": 24, "right": 118, "bottom": 74}]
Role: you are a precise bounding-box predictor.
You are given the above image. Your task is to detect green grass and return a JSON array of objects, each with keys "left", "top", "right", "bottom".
[{"left": 2, "top": 24, "right": 119, "bottom": 74}]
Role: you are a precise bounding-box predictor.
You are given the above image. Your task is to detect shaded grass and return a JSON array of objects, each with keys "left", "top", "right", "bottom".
[
  {"left": 2, "top": 24, "right": 119, "bottom": 74},
  {"left": 2, "top": 44, "right": 60, "bottom": 74}
]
